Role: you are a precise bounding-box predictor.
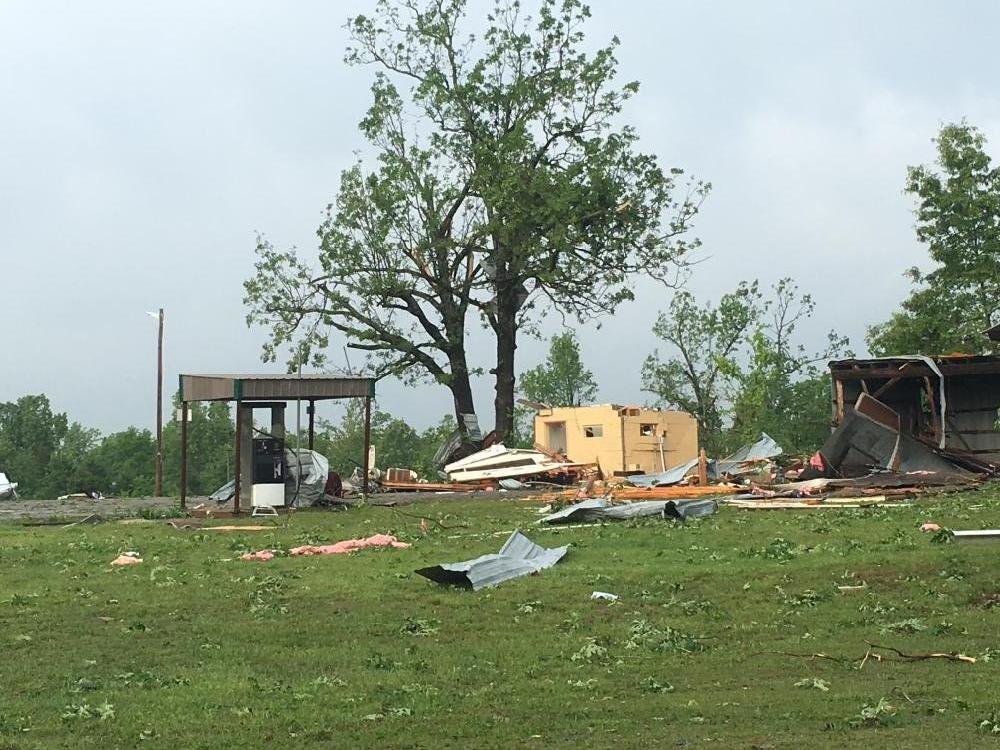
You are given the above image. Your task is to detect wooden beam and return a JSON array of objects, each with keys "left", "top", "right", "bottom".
[{"left": 179, "top": 401, "right": 188, "bottom": 510}]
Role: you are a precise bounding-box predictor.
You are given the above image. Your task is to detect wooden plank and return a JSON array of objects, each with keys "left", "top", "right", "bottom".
[{"left": 610, "top": 485, "right": 742, "bottom": 500}]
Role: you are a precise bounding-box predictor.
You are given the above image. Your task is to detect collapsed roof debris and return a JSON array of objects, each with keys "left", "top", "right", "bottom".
[
  {"left": 445, "top": 444, "right": 579, "bottom": 482},
  {"left": 812, "top": 393, "right": 974, "bottom": 479},
  {"left": 415, "top": 530, "right": 567, "bottom": 590}
]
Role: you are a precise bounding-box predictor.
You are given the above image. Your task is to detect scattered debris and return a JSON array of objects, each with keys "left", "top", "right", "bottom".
[
  {"left": 415, "top": 530, "right": 567, "bottom": 590},
  {"left": 240, "top": 534, "right": 410, "bottom": 561},
  {"left": 629, "top": 433, "right": 782, "bottom": 487},
  {"left": 110, "top": 552, "right": 142, "bottom": 566},
  {"left": 725, "top": 495, "right": 897, "bottom": 510},
  {"left": 540, "top": 498, "right": 718, "bottom": 524},
  {"left": 57, "top": 490, "right": 104, "bottom": 501}
]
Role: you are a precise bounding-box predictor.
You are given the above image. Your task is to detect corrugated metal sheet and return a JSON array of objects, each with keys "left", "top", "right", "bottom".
[
  {"left": 415, "top": 530, "right": 567, "bottom": 590},
  {"left": 628, "top": 459, "right": 698, "bottom": 487},
  {"left": 540, "top": 498, "right": 719, "bottom": 524}
]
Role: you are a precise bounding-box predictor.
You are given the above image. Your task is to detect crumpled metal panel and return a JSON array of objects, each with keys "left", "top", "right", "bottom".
[
  {"left": 714, "top": 433, "right": 783, "bottom": 475},
  {"left": 540, "top": 498, "right": 718, "bottom": 524},
  {"left": 415, "top": 530, "right": 568, "bottom": 590},
  {"left": 628, "top": 459, "right": 699, "bottom": 487}
]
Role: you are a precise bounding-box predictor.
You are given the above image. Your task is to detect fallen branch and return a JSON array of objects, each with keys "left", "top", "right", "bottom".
[
  {"left": 864, "top": 641, "right": 977, "bottom": 664},
  {"left": 761, "top": 642, "right": 976, "bottom": 666}
]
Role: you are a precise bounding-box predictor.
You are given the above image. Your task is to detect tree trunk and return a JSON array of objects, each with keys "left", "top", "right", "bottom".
[
  {"left": 493, "top": 294, "right": 518, "bottom": 444},
  {"left": 447, "top": 354, "right": 479, "bottom": 444}
]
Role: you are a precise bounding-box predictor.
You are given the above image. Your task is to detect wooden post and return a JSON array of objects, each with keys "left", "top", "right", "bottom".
[
  {"left": 834, "top": 378, "right": 845, "bottom": 422},
  {"left": 155, "top": 308, "right": 164, "bottom": 496},
  {"left": 698, "top": 448, "right": 708, "bottom": 485},
  {"left": 362, "top": 396, "right": 372, "bottom": 496},
  {"left": 924, "top": 377, "right": 942, "bottom": 446},
  {"left": 307, "top": 400, "right": 315, "bottom": 450},
  {"left": 234, "top": 402, "right": 242, "bottom": 514},
  {"left": 179, "top": 400, "right": 188, "bottom": 510}
]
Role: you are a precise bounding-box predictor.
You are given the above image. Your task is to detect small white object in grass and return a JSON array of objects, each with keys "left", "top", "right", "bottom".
[{"left": 591, "top": 591, "right": 618, "bottom": 601}]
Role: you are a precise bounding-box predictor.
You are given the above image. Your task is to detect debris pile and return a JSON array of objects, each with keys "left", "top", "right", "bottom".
[
  {"left": 374, "top": 443, "right": 598, "bottom": 494},
  {"left": 529, "top": 422, "right": 995, "bottom": 516}
]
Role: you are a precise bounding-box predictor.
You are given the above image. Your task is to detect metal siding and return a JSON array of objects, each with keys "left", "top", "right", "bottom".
[
  {"left": 945, "top": 375, "right": 1000, "bottom": 457},
  {"left": 180, "top": 375, "right": 236, "bottom": 402},
  {"left": 179, "top": 374, "right": 375, "bottom": 402}
]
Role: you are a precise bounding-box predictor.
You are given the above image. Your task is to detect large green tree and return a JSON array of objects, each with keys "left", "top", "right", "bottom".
[
  {"left": 520, "top": 331, "right": 598, "bottom": 408},
  {"left": 78, "top": 428, "right": 157, "bottom": 498},
  {"left": 246, "top": 0, "right": 705, "bottom": 444},
  {"left": 868, "top": 122, "right": 1000, "bottom": 355},
  {"left": 642, "top": 282, "right": 763, "bottom": 454},
  {"left": 643, "top": 279, "right": 848, "bottom": 455},
  {"left": 726, "top": 280, "right": 849, "bottom": 453}
]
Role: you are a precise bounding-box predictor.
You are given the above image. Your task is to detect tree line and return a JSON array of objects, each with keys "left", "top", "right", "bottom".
[{"left": 0, "top": 394, "right": 456, "bottom": 499}]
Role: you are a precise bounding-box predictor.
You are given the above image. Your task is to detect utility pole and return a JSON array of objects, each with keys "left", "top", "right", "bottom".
[{"left": 155, "top": 308, "right": 164, "bottom": 496}]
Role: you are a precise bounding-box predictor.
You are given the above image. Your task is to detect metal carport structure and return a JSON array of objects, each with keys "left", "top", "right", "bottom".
[{"left": 178, "top": 373, "right": 376, "bottom": 511}]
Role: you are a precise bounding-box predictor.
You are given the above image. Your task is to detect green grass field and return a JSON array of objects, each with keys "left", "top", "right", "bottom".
[{"left": 3, "top": 489, "right": 1000, "bottom": 749}]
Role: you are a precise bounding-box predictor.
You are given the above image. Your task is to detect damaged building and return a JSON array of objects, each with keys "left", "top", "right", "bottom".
[
  {"left": 825, "top": 354, "right": 1000, "bottom": 476},
  {"left": 533, "top": 404, "right": 698, "bottom": 477}
]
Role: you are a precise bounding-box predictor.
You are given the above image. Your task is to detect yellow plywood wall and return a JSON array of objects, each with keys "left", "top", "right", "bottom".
[{"left": 534, "top": 405, "right": 698, "bottom": 476}]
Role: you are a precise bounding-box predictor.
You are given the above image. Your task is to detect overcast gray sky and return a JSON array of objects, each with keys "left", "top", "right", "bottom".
[{"left": 3, "top": 1, "right": 1000, "bottom": 434}]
